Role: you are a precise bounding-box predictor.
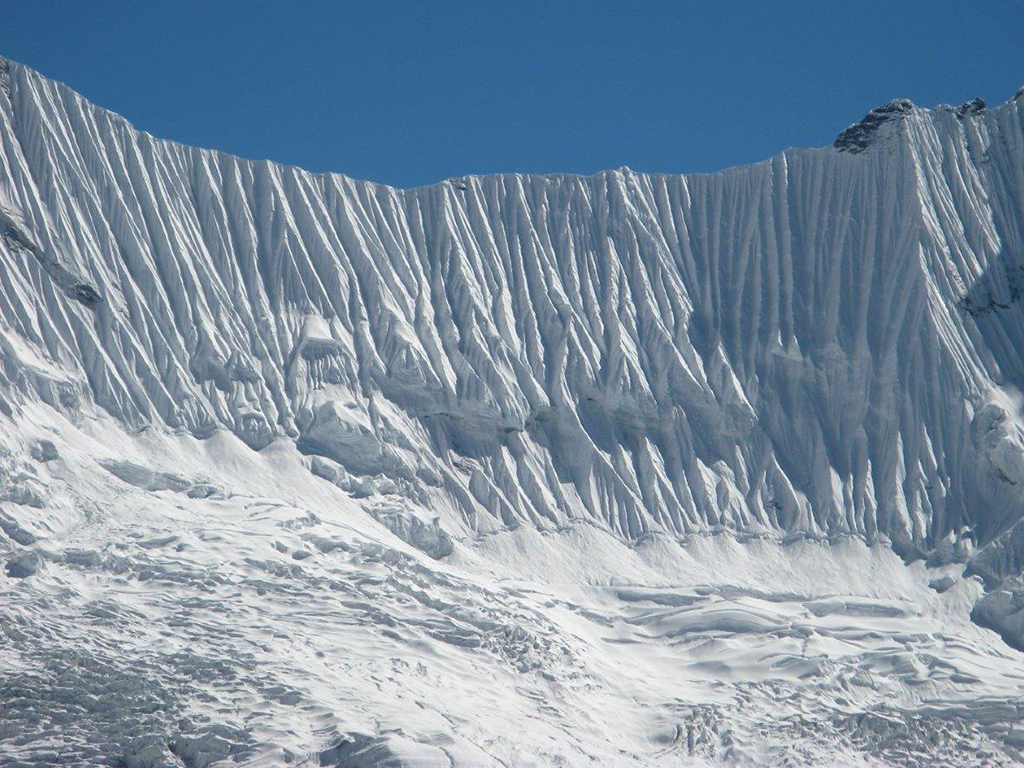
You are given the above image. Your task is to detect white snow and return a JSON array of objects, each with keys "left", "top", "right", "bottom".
[{"left": 2, "top": 55, "right": 1024, "bottom": 764}]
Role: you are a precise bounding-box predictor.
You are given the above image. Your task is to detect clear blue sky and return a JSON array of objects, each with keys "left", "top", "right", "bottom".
[{"left": 1, "top": 1, "right": 1022, "bottom": 188}]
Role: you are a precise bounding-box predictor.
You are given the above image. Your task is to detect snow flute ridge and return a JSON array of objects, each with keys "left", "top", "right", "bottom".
[{"left": 3, "top": 55, "right": 1024, "bottom": 564}]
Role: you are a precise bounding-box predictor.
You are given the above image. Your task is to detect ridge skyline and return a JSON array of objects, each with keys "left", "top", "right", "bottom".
[{"left": 4, "top": 53, "right": 1022, "bottom": 190}]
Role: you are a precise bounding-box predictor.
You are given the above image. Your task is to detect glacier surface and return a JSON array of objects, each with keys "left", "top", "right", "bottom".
[{"left": 3, "top": 55, "right": 1024, "bottom": 765}]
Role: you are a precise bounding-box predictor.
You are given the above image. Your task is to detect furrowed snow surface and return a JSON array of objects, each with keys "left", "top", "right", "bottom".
[{"left": 2, "top": 55, "right": 1024, "bottom": 765}]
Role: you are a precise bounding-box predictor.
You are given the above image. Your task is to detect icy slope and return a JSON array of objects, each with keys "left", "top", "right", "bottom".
[
  {"left": 3, "top": 56, "right": 1024, "bottom": 554},
  {"left": 4, "top": 56, "right": 1024, "bottom": 765},
  {"left": 5, "top": 417, "right": 1023, "bottom": 767}
]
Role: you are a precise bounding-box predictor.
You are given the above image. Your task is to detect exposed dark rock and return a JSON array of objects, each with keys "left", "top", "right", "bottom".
[
  {"left": 834, "top": 99, "right": 915, "bottom": 153},
  {"left": 2, "top": 213, "right": 102, "bottom": 310},
  {"left": 2, "top": 222, "right": 34, "bottom": 252},
  {"left": 956, "top": 97, "right": 986, "bottom": 118},
  {"left": 957, "top": 262, "right": 1024, "bottom": 317},
  {"left": 68, "top": 282, "right": 102, "bottom": 307}
]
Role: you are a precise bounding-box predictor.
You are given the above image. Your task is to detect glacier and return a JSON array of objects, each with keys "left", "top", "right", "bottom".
[{"left": 3, "top": 54, "right": 1024, "bottom": 765}]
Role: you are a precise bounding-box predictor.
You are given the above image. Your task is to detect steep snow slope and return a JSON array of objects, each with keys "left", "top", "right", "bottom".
[
  {"left": 4, "top": 56, "right": 1024, "bottom": 765},
  {"left": 4, "top": 56, "right": 1024, "bottom": 553}
]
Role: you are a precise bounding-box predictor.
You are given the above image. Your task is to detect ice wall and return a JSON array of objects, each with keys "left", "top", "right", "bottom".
[{"left": 3, "top": 56, "right": 1024, "bottom": 554}]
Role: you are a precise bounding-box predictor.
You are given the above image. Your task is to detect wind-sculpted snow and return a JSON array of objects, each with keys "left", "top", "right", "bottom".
[
  {"left": 4, "top": 56, "right": 1024, "bottom": 765},
  {"left": 3, "top": 57, "right": 1024, "bottom": 555}
]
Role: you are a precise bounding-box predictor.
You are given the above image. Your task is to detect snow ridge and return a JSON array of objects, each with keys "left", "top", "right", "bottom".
[{"left": 4, "top": 58, "right": 1024, "bottom": 556}]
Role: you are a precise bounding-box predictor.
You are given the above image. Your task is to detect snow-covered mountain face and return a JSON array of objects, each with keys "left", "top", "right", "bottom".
[
  {"left": 4, "top": 56, "right": 1024, "bottom": 766},
  {"left": 5, "top": 60, "right": 1024, "bottom": 556},
  {"left": 5, "top": 56, "right": 1024, "bottom": 554}
]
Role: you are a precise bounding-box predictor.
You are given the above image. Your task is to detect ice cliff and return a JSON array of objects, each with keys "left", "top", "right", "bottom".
[{"left": 3, "top": 55, "right": 1024, "bottom": 564}]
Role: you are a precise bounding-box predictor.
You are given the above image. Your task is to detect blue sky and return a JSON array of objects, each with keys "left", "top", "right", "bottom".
[{"left": 1, "top": 1, "right": 1022, "bottom": 188}]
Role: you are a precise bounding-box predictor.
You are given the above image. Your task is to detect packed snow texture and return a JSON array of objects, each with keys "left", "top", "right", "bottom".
[{"left": 3, "top": 55, "right": 1024, "bottom": 765}]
